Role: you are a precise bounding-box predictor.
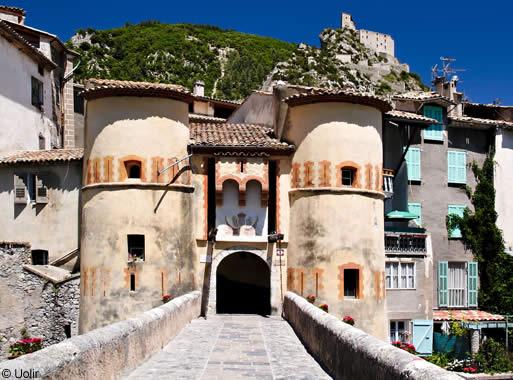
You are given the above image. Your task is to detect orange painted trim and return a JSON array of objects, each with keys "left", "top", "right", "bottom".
[
  {"left": 276, "top": 160, "right": 281, "bottom": 232},
  {"left": 319, "top": 160, "right": 331, "bottom": 187},
  {"left": 291, "top": 163, "right": 301, "bottom": 188},
  {"left": 365, "top": 163, "right": 373, "bottom": 190},
  {"left": 119, "top": 155, "right": 146, "bottom": 182},
  {"left": 303, "top": 161, "right": 314, "bottom": 188},
  {"left": 338, "top": 262, "right": 364, "bottom": 300},
  {"left": 103, "top": 156, "right": 113, "bottom": 182},
  {"left": 336, "top": 161, "right": 362, "bottom": 188},
  {"left": 374, "top": 165, "right": 382, "bottom": 191},
  {"left": 202, "top": 157, "right": 209, "bottom": 240}
]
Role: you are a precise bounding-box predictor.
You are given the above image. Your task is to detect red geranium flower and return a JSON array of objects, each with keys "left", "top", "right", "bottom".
[{"left": 319, "top": 303, "right": 329, "bottom": 312}]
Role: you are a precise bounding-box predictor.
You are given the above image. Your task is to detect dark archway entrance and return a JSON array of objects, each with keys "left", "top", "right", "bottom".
[{"left": 216, "top": 252, "right": 271, "bottom": 315}]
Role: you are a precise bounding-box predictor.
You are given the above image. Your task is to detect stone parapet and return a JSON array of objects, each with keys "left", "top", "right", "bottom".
[
  {"left": 0, "top": 291, "right": 201, "bottom": 379},
  {"left": 282, "top": 292, "right": 462, "bottom": 380}
]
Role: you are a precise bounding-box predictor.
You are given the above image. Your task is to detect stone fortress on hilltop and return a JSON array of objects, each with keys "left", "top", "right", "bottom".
[{"left": 341, "top": 12, "right": 395, "bottom": 57}]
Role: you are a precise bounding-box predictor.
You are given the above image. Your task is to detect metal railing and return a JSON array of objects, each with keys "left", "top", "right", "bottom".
[{"left": 385, "top": 233, "right": 427, "bottom": 253}]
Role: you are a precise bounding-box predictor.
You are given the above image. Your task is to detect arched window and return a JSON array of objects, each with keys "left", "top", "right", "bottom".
[
  {"left": 341, "top": 167, "right": 357, "bottom": 187},
  {"left": 125, "top": 161, "right": 142, "bottom": 179}
]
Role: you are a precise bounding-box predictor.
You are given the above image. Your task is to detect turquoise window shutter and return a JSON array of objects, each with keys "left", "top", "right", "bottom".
[
  {"left": 468, "top": 262, "right": 478, "bottom": 307},
  {"left": 438, "top": 261, "right": 448, "bottom": 307},
  {"left": 408, "top": 203, "right": 422, "bottom": 226},
  {"left": 448, "top": 151, "right": 467, "bottom": 184},
  {"left": 405, "top": 147, "right": 421, "bottom": 181},
  {"left": 412, "top": 320, "right": 433, "bottom": 355},
  {"left": 448, "top": 205, "right": 465, "bottom": 238},
  {"left": 423, "top": 105, "right": 444, "bottom": 141}
]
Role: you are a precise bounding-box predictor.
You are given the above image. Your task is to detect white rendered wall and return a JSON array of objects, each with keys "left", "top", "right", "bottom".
[
  {"left": 216, "top": 180, "right": 268, "bottom": 239},
  {"left": 0, "top": 36, "right": 57, "bottom": 153},
  {"left": 495, "top": 129, "right": 513, "bottom": 252}
]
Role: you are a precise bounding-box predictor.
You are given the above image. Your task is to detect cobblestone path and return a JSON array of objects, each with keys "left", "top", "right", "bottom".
[{"left": 123, "top": 315, "right": 332, "bottom": 380}]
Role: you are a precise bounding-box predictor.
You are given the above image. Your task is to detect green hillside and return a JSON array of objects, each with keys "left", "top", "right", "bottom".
[
  {"left": 69, "top": 22, "right": 427, "bottom": 100},
  {"left": 69, "top": 22, "right": 296, "bottom": 100}
]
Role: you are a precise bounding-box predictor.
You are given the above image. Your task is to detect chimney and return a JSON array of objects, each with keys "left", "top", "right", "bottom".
[
  {"left": 0, "top": 6, "right": 26, "bottom": 24},
  {"left": 193, "top": 81, "right": 205, "bottom": 97}
]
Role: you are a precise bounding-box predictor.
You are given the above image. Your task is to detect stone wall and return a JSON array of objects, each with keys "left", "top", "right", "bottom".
[
  {"left": 0, "top": 291, "right": 201, "bottom": 379},
  {"left": 282, "top": 292, "right": 461, "bottom": 380},
  {"left": 0, "top": 243, "right": 80, "bottom": 359}
]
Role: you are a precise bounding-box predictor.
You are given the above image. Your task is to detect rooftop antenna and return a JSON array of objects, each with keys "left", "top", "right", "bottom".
[
  {"left": 493, "top": 98, "right": 502, "bottom": 105},
  {"left": 432, "top": 57, "right": 465, "bottom": 83}
]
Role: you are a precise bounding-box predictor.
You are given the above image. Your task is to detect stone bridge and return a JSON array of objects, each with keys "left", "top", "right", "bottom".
[{"left": 1, "top": 292, "right": 460, "bottom": 380}]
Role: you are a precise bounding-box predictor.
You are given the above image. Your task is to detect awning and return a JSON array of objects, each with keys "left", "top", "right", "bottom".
[
  {"left": 385, "top": 210, "right": 419, "bottom": 220},
  {"left": 434, "top": 310, "right": 510, "bottom": 329}
]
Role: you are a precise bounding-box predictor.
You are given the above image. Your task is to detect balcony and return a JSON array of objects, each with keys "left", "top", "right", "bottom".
[
  {"left": 385, "top": 232, "right": 427, "bottom": 255},
  {"left": 383, "top": 169, "right": 394, "bottom": 198}
]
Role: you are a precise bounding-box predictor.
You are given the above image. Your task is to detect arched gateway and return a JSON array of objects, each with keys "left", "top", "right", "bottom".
[{"left": 215, "top": 251, "right": 271, "bottom": 315}]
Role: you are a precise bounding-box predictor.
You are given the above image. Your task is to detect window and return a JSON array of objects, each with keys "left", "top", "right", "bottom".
[
  {"left": 31, "top": 250, "right": 48, "bottom": 265},
  {"left": 344, "top": 269, "right": 359, "bottom": 299},
  {"left": 127, "top": 234, "right": 145, "bottom": 262},
  {"left": 423, "top": 105, "right": 444, "bottom": 141},
  {"left": 438, "top": 261, "right": 478, "bottom": 308},
  {"left": 38, "top": 134, "right": 45, "bottom": 150},
  {"left": 38, "top": 65, "right": 44, "bottom": 76},
  {"left": 390, "top": 320, "right": 408, "bottom": 343},
  {"left": 404, "top": 147, "right": 421, "bottom": 181},
  {"left": 385, "top": 262, "right": 415, "bottom": 289},
  {"left": 130, "top": 273, "right": 136, "bottom": 291},
  {"left": 14, "top": 174, "right": 48, "bottom": 204},
  {"left": 73, "top": 88, "right": 84, "bottom": 114},
  {"left": 408, "top": 203, "right": 422, "bottom": 227},
  {"left": 341, "top": 168, "right": 356, "bottom": 186},
  {"left": 448, "top": 151, "right": 467, "bottom": 184},
  {"left": 31, "top": 77, "right": 43, "bottom": 109},
  {"left": 125, "top": 161, "right": 141, "bottom": 179},
  {"left": 448, "top": 205, "right": 465, "bottom": 238}
]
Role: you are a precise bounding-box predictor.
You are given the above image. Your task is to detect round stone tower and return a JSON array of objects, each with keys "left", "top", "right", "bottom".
[
  {"left": 79, "top": 79, "right": 196, "bottom": 333},
  {"left": 284, "top": 90, "right": 391, "bottom": 339}
]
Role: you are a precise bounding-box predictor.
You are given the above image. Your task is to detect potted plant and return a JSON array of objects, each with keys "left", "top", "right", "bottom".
[
  {"left": 391, "top": 341, "right": 416, "bottom": 354},
  {"left": 8, "top": 336, "right": 43, "bottom": 359},
  {"left": 319, "top": 303, "right": 329, "bottom": 312},
  {"left": 162, "top": 294, "right": 172, "bottom": 304},
  {"left": 306, "top": 295, "right": 316, "bottom": 304},
  {"left": 342, "top": 315, "right": 355, "bottom": 326}
]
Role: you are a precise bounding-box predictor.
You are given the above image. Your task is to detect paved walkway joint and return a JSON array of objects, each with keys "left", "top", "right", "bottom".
[{"left": 123, "top": 315, "right": 332, "bottom": 380}]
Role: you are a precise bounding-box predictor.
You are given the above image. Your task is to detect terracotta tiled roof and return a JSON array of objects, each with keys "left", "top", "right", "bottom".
[
  {"left": 284, "top": 88, "right": 392, "bottom": 112},
  {"left": 194, "top": 95, "right": 242, "bottom": 106},
  {"left": 393, "top": 91, "right": 455, "bottom": 105},
  {"left": 84, "top": 79, "right": 193, "bottom": 102},
  {"left": 433, "top": 310, "right": 504, "bottom": 322},
  {"left": 385, "top": 110, "right": 437, "bottom": 125},
  {"left": 189, "top": 113, "right": 227, "bottom": 124},
  {"left": 464, "top": 101, "right": 513, "bottom": 109},
  {"left": 0, "top": 5, "right": 25, "bottom": 16},
  {"left": 449, "top": 116, "right": 513, "bottom": 129},
  {"left": 0, "top": 149, "right": 84, "bottom": 165},
  {"left": 0, "top": 20, "right": 56, "bottom": 69},
  {"left": 189, "top": 123, "right": 294, "bottom": 154}
]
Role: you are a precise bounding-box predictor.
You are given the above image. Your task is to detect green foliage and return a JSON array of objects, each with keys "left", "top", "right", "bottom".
[
  {"left": 449, "top": 320, "right": 468, "bottom": 337},
  {"left": 475, "top": 338, "right": 512, "bottom": 374},
  {"left": 424, "top": 352, "right": 451, "bottom": 367},
  {"left": 70, "top": 23, "right": 296, "bottom": 100},
  {"left": 447, "top": 154, "right": 513, "bottom": 314}
]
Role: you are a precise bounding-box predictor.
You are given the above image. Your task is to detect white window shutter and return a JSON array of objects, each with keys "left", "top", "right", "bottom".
[
  {"left": 35, "top": 175, "right": 48, "bottom": 204},
  {"left": 14, "top": 174, "right": 27, "bottom": 204}
]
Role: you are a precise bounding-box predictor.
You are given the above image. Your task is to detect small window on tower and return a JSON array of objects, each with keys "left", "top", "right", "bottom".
[
  {"left": 344, "top": 269, "right": 359, "bottom": 299},
  {"left": 127, "top": 234, "right": 145, "bottom": 263},
  {"left": 341, "top": 168, "right": 356, "bottom": 187},
  {"left": 31, "top": 249, "right": 48, "bottom": 265},
  {"left": 125, "top": 161, "right": 141, "bottom": 179}
]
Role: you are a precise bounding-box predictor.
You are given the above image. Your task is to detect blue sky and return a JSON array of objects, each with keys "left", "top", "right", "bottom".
[{"left": 7, "top": 0, "right": 513, "bottom": 104}]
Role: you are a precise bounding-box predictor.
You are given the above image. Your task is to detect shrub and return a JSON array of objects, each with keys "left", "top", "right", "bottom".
[
  {"left": 424, "top": 352, "right": 451, "bottom": 368},
  {"left": 475, "top": 338, "right": 512, "bottom": 374},
  {"left": 446, "top": 358, "right": 474, "bottom": 372},
  {"left": 8, "top": 336, "right": 43, "bottom": 359},
  {"left": 162, "top": 294, "right": 172, "bottom": 303},
  {"left": 319, "top": 303, "right": 328, "bottom": 312},
  {"left": 306, "top": 295, "right": 316, "bottom": 304},
  {"left": 391, "top": 341, "right": 416, "bottom": 354}
]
